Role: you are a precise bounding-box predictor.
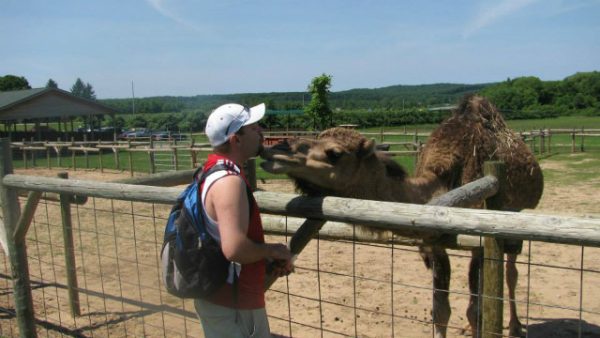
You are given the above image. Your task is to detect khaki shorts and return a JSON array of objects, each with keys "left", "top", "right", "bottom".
[{"left": 194, "top": 298, "right": 271, "bottom": 338}]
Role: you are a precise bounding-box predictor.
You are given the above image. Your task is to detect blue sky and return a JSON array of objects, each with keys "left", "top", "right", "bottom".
[{"left": 2, "top": 0, "right": 599, "bottom": 99}]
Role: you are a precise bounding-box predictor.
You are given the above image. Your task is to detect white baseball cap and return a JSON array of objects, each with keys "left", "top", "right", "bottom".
[{"left": 205, "top": 103, "right": 266, "bottom": 147}]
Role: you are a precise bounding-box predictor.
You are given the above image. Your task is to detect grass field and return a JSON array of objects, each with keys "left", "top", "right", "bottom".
[{"left": 10, "top": 116, "right": 600, "bottom": 181}]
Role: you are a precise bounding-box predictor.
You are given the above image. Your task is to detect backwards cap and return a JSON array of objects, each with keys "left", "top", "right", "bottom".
[{"left": 205, "top": 103, "right": 265, "bottom": 147}]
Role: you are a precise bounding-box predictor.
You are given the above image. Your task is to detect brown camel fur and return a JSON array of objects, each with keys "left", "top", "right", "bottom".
[{"left": 260, "top": 95, "right": 543, "bottom": 338}]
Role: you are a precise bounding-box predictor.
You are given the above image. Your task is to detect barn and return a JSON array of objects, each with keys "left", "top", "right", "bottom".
[{"left": 0, "top": 87, "right": 118, "bottom": 141}]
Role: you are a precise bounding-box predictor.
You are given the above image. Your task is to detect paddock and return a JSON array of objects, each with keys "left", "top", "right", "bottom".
[{"left": 1, "top": 142, "right": 600, "bottom": 337}]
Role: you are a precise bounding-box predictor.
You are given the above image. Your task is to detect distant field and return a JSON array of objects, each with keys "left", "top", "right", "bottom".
[{"left": 361, "top": 115, "right": 600, "bottom": 134}]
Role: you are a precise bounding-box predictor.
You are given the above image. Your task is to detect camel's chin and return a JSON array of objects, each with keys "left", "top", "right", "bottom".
[{"left": 260, "top": 160, "right": 290, "bottom": 174}]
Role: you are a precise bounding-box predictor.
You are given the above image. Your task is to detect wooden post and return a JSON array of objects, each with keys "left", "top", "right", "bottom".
[
  {"left": 46, "top": 146, "right": 51, "bottom": 169},
  {"left": 380, "top": 127, "right": 384, "bottom": 143},
  {"left": 173, "top": 147, "right": 179, "bottom": 171},
  {"left": 128, "top": 151, "right": 134, "bottom": 177},
  {"left": 84, "top": 148, "right": 89, "bottom": 169},
  {"left": 57, "top": 172, "right": 81, "bottom": 316},
  {"left": 149, "top": 139, "right": 155, "bottom": 174},
  {"left": 571, "top": 130, "right": 576, "bottom": 153},
  {"left": 30, "top": 137, "right": 36, "bottom": 167},
  {"left": 98, "top": 149, "right": 104, "bottom": 173},
  {"left": 113, "top": 147, "right": 120, "bottom": 170},
  {"left": 22, "top": 138, "right": 27, "bottom": 169},
  {"left": 580, "top": 127, "right": 585, "bottom": 152},
  {"left": 481, "top": 161, "right": 506, "bottom": 338},
  {"left": 539, "top": 129, "right": 544, "bottom": 155},
  {"left": 530, "top": 134, "right": 535, "bottom": 153},
  {"left": 71, "top": 138, "right": 76, "bottom": 171},
  {"left": 414, "top": 140, "right": 422, "bottom": 168},
  {"left": 547, "top": 129, "right": 552, "bottom": 154},
  {"left": 0, "top": 138, "right": 37, "bottom": 337}
]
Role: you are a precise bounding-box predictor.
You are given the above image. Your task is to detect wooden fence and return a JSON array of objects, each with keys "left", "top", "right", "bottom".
[{"left": 1, "top": 137, "right": 600, "bottom": 337}]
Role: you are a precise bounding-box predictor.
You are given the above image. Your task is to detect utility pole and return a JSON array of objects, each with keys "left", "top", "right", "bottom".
[{"left": 131, "top": 81, "right": 136, "bottom": 116}]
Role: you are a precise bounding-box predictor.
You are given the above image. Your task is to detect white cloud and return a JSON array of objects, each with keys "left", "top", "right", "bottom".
[
  {"left": 145, "top": 0, "right": 204, "bottom": 32},
  {"left": 463, "top": 0, "right": 540, "bottom": 38}
]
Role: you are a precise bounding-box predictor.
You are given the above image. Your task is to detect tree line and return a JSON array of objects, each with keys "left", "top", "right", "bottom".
[{"left": 1, "top": 71, "right": 599, "bottom": 132}]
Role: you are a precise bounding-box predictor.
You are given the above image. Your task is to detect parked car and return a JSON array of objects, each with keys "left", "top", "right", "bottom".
[
  {"left": 118, "top": 129, "right": 151, "bottom": 140},
  {"left": 152, "top": 131, "right": 187, "bottom": 141}
]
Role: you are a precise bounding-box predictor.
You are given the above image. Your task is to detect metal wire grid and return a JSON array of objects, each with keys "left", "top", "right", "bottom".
[{"left": 1, "top": 195, "right": 600, "bottom": 337}]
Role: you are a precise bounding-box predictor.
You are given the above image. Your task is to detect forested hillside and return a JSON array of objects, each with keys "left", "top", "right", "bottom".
[
  {"left": 101, "top": 83, "right": 491, "bottom": 115},
  {"left": 96, "top": 71, "right": 599, "bottom": 131}
]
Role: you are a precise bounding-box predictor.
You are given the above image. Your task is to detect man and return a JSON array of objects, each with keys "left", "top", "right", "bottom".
[{"left": 196, "top": 102, "right": 293, "bottom": 337}]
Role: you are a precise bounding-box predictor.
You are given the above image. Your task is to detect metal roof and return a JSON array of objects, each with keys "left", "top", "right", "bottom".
[{"left": 0, "top": 87, "right": 117, "bottom": 121}]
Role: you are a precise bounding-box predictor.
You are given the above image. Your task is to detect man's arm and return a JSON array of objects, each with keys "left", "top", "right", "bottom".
[{"left": 205, "top": 175, "right": 292, "bottom": 268}]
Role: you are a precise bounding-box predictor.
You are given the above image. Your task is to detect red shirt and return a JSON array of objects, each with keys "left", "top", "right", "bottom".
[{"left": 202, "top": 154, "right": 266, "bottom": 309}]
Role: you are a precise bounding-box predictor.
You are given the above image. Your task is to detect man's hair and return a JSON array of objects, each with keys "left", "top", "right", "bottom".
[{"left": 213, "top": 127, "right": 246, "bottom": 153}]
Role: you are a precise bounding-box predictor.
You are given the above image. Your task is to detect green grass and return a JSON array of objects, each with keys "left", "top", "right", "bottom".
[{"left": 538, "top": 151, "right": 600, "bottom": 187}]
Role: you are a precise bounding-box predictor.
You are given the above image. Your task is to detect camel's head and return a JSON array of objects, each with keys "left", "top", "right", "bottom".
[{"left": 261, "top": 127, "right": 407, "bottom": 197}]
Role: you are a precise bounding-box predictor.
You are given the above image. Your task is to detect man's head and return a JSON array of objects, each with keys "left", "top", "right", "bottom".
[{"left": 205, "top": 103, "right": 265, "bottom": 157}]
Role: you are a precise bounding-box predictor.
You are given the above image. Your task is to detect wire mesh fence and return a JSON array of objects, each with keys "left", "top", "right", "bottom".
[{"left": 2, "top": 189, "right": 600, "bottom": 337}]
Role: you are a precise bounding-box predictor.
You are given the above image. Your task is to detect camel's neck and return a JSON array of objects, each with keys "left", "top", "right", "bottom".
[
  {"left": 401, "top": 171, "right": 446, "bottom": 204},
  {"left": 351, "top": 170, "right": 445, "bottom": 204}
]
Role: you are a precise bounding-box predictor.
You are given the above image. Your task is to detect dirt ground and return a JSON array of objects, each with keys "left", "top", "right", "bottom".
[{"left": 1, "top": 160, "right": 600, "bottom": 337}]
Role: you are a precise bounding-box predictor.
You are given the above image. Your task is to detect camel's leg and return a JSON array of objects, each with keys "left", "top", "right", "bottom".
[
  {"left": 467, "top": 248, "right": 483, "bottom": 337},
  {"left": 506, "top": 253, "right": 524, "bottom": 337},
  {"left": 420, "top": 245, "right": 451, "bottom": 338}
]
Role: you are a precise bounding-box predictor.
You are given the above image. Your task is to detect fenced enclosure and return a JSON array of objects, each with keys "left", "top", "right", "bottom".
[
  {"left": 9, "top": 127, "right": 600, "bottom": 177},
  {"left": 2, "top": 137, "right": 600, "bottom": 337}
]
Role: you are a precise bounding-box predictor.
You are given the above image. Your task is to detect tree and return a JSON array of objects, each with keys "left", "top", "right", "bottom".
[
  {"left": 71, "top": 78, "right": 86, "bottom": 97},
  {"left": 305, "top": 74, "right": 333, "bottom": 130},
  {"left": 70, "top": 78, "right": 96, "bottom": 100},
  {"left": 0, "top": 75, "right": 31, "bottom": 91},
  {"left": 46, "top": 79, "right": 58, "bottom": 89}
]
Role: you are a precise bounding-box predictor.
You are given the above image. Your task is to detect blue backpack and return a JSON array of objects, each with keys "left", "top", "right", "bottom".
[{"left": 161, "top": 164, "right": 232, "bottom": 298}]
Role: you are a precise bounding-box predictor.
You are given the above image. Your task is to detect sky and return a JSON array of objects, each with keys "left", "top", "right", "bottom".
[{"left": 2, "top": 0, "right": 599, "bottom": 99}]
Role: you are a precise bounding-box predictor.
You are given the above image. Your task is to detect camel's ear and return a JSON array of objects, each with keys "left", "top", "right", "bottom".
[{"left": 357, "top": 138, "right": 375, "bottom": 159}]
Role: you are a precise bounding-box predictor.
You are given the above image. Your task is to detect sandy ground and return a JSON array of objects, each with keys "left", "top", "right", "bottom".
[{"left": 0, "top": 161, "right": 599, "bottom": 337}]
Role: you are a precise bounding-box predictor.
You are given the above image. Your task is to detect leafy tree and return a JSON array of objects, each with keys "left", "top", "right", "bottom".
[
  {"left": 46, "top": 79, "right": 58, "bottom": 89},
  {"left": 0, "top": 75, "right": 31, "bottom": 91},
  {"left": 305, "top": 74, "right": 333, "bottom": 130},
  {"left": 128, "top": 115, "right": 148, "bottom": 129},
  {"left": 106, "top": 115, "right": 126, "bottom": 130}
]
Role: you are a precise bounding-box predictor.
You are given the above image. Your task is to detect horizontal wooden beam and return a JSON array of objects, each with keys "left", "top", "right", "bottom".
[{"left": 3, "top": 174, "right": 599, "bottom": 247}]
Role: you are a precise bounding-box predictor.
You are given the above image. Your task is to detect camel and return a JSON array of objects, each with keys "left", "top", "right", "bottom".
[{"left": 260, "top": 94, "right": 543, "bottom": 338}]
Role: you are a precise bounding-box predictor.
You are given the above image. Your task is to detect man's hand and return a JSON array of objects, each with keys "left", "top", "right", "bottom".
[{"left": 265, "top": 243, "right": 294, "bottom": 277}]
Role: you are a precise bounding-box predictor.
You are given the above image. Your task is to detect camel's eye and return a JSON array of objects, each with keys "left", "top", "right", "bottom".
[{"left": 325, "top": 149, "right": 343, "bottom": 164}]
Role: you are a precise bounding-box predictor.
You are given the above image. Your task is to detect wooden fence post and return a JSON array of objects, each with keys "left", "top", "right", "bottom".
[
  {"left": 98, "top": 149, "right": 104, "bottom": 173},
  {"left": 173, "top": 147, "right": 179, "bottom": 171},
  {"left": 539, "top": 129, "right": 544, "bottom": 155},
  {"left": 547, "top": 129, "right": 552, "bottom": 154},
  {"left": 58, "top": 172, "right": 81, "bottom": 316},
  {"left": 571, "top": 130, "right": 576, "bottom": 153},
  {"left": 128, "top": 141, "right": 133, "bottom": 177},
  {"left": 0, "top": 138, "right": 37, "bottom": 337},
  {"left": 46, "top": 145, "right": 51, "bottom": 169},
  {"left": 149, "top": 139, "right": 155, "bottom": 174},
  {"left": 113, "top": 147, "right": 120, "bottom": 170},
  {"left": 30, "top": 137, "right": 36, "bottom": 167},
  {"left": 481, "top": 161, "right": 506, "bottom": 338},
  {"left": 580, "top": 127, "right": 585, "bottom": 152},
  {"left": 22, "top": 138, "right": 27, "bottom": 169}
]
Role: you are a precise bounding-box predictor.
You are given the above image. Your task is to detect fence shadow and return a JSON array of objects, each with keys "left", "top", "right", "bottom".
[{"left": 527, "top": 318, "right": 600, "bottom": 338}]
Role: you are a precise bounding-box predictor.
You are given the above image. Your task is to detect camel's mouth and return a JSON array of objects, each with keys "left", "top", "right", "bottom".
[{"left": 260, "top": 142, "right": 304, "bottom": 174}]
